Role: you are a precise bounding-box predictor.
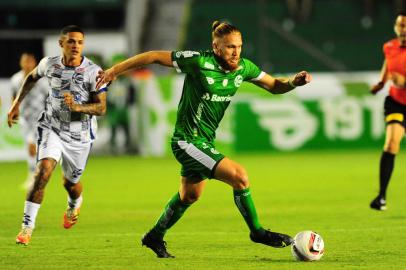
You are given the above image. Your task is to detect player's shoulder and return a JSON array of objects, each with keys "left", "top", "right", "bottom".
[
  {"left": 383, "top": 38, "right": 399, "bottom": 51},
  {"left": 10, "top": 70, "right": 24, "bottom": 82},
  {"left": 38, "top": 56, "right": 60, "bottom": 69},
  {"left": 239, "top": 57, "right": 260, "bottom": 72},
  {"left": 81, "top": 56, "right": 102, "bottom": 71}
]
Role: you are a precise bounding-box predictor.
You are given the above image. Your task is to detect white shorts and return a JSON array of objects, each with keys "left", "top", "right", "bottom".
[{"left": 37, "top": 127, "right": 92, "bottom": 183}]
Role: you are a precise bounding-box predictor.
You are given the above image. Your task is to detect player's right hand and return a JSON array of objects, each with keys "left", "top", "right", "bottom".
[
  {"left": 7, "top": 103, "right": 20, "bottom": 128},
  {"left": 96, "top": 68, "right": 116, "bottom": 90},
  {"left": 370, "top": 81, "right": 384, "bottom": 95}
]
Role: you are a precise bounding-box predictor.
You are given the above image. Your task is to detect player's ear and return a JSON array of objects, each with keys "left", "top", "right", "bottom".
[
  {"left": 212, "top": 41, "right": 218, "bottom": 53},
  {"left": 58, "top": 38, "right": 63, "bottom": 48}
]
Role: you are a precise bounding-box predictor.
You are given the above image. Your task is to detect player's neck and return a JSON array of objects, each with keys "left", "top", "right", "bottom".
[{"left": 62, "top": 55, "right": 83, "bottom": 67}]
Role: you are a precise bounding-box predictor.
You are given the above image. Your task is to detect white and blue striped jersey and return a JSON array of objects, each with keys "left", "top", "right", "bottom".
[{"left": 36, "top": 56, "right": 106, "bottom": 143}]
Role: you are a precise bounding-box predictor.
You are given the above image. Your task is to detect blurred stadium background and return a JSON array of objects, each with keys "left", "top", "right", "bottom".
[
  {"left": 2, "top": 1, "right": 406, "bottom": 269},
  {"left": 1, "top": 0, "right": 404, "bottom": 160}
]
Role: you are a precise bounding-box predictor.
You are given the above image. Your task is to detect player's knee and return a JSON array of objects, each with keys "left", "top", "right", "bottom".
[
  {"left": 384, "top": 139, "right": 401, "bottom": 154},
  {"left": 231, "top": 167, "right": 249, "bottom": 189},
  {"left": 182, "top": 191, "right": 201, "bottom": 204}
]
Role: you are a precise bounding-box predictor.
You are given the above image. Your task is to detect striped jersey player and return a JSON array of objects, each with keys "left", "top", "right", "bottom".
[{"left": 8, "top": 25, "right": 108, "bottom": 246}]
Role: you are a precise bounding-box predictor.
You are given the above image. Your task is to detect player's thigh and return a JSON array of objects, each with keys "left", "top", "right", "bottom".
[
  {"left": 171, "top": 140, "right": 224, "bottom": 179},
  {"left": 384, "top": 123, "right": 405, "bottom": 148},
  {"left": 213, "top": 157, "right": 248, "bottom": 188},
  {"left": 60, "top": 141, "right": 92, "bottom": 183}
]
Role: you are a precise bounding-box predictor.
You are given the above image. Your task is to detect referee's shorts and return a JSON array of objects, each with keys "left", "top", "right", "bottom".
[{"left": 384, "top": 95, "right": 406, "bottom": 128}]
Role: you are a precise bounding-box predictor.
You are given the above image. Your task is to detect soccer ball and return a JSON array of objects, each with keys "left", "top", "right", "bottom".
[{"left": 291, "top": 231, "right": 325, "bottom": 261}]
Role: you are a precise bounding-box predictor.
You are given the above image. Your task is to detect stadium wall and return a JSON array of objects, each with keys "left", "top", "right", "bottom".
[{"left": 0, "top": 72, "right": 390, "bottom": 160}]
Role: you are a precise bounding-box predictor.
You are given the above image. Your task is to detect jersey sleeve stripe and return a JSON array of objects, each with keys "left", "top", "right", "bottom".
[
  {"left": 97, "top": 87, "right": 108, "bottom": 94},
  {"left": 250, "top": 71, "right": 266, "bottom": 81},
  {"left": 172, "top": 60, "right": 182, "bottom": 73}
]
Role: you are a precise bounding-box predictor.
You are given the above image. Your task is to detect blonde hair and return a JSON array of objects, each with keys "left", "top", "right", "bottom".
[{"left": 211, "top": 20, "right": 241, "bottom": 40}]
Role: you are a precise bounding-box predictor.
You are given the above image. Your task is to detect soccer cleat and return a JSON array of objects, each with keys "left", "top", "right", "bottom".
[
  {"left": 141, "top": 231, "right": 175, "bottom": 258},
  {"left": 370, "top": 196, "right": 387, "bottom": 211},
  {"left": 250, "top": 229, "right": 294, "bottom": 248},
  {"left": 16, "top": 227, "right": 33, "bottom": 246},
  {"left": 63, "top": 208, "right": 80, "bottom": 229}
]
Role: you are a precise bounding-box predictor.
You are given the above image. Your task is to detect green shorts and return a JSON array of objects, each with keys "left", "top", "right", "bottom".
[{"left": 171, "top": 139, "right": 225, "bottom": 180}]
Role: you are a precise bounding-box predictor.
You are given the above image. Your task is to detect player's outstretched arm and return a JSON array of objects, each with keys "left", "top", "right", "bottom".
[
  {"left": 253, "top": 71, "right": 312, "bottom": 94},
  {"left": 7, "top": 69, "right": 40, "bottom": 127},
  {"left": 63, "top": 91, "right": 107, "bottom": 116},
  {"left": 371, "top": 60, "right": 388, "bottom": 95},
  {"left": 96, "top": 51, "right": 172, "bottom": 89}
]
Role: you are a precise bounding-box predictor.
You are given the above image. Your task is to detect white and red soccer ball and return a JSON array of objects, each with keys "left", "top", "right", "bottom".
[{"left": 291, "top": 231, "right": 325, "bottom": 261}]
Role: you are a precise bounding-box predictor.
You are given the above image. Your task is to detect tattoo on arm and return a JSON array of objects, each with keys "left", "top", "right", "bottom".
[{"left": 72, "top": 92, "right": 107, "bottom": 116}]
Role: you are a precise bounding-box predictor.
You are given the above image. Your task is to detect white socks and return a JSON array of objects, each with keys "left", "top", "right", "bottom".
[
  {"left": 23, "top": 201, "right": 41, "bottom": 229},
  {"left": 68, "top": 195, "right": 83, "bottom": 209}
]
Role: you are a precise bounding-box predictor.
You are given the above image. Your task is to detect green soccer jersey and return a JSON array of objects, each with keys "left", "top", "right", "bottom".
[{"left": 171, "top": 50, "right": 265, "bottom": 142}]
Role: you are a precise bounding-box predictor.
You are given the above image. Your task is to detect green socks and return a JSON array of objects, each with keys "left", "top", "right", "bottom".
[
  {"left": 151, "top": 188, "right": 262, "bottom": 238},
  {"left": 152, "top": 193, "right": 191, "bottom": 238},
  {"left": 233, "top": 188, "right": 263, "bottom": 233}
]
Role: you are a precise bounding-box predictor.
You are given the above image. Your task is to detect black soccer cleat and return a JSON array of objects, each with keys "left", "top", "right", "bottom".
[
  {"left": 370, "top": 196, "right": 387, "bottom": 211},
  {"left": 250, "top": 229, "right": 293, "bottom": 248},
  {"left": 141, "top": 231, "right": 175, "bottom": 258}
]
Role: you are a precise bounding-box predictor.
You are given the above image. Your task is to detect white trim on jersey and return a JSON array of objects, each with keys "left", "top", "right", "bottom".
[
  {"left": 250, "top": 71, "right": 266, "bottom": 81},
  {"left": 177, "top": 140, "right": 216, "bottom": 169},
  {"left": 172, "top": 61, "right": 182, "bottom": 73}
]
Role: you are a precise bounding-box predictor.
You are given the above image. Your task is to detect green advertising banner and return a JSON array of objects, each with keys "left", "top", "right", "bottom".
[{"left": 234, "top": 96, "right": 385, "bottom": 152}]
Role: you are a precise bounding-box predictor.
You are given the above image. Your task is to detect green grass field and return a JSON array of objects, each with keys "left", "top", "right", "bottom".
[{"left": 1, "top": 150, "right": 406, "bottom": 270}]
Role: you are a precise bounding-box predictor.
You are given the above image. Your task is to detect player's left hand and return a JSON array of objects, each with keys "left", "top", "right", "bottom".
[
  {"left": 96, "top": 68, "right": 116, "bottom": 90},
  {"left": 7, "top": 102, "right": 20, "bottom": 128},
  {"left": 63, "top": 93, "right": 77, "bottom": 111},
  {"left": 292, "top": 71, "right": 312, "bottom": 86}
]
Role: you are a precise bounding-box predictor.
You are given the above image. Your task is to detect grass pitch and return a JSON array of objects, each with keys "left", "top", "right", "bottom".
[{"left": 1, "top": 149, "right": 406, "bottom": 270}]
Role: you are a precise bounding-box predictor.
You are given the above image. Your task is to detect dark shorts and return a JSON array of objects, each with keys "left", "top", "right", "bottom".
[
  {"left": 171, "top": 139, "right": 225, "bottom": 180},
  {"left": 384, "top": 96, "right": 406, "bottom": 128}
]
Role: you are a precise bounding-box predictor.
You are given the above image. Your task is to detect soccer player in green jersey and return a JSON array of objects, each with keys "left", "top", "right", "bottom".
[{"left": 96, "top": 20, "right": 311, "bottom": 258}]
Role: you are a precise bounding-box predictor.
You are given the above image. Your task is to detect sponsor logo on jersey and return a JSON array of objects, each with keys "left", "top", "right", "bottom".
[
  {"left": 202, "top": 93, "right": 211, "bottom": 100},
  {"left": 201, "top": 92, "right": 232, "bottom": 102},
  {"left": 222, "top": 79, "right": 228, "bottom": 87},
  {"left": 206, "top": 77, "right": 215, "bottom": 85},
  {"left": 234, "top": 75, "right": 243, "bottom": 87}
]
